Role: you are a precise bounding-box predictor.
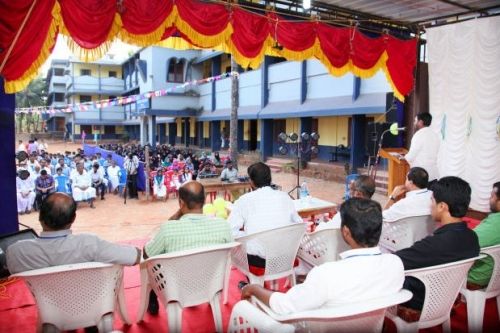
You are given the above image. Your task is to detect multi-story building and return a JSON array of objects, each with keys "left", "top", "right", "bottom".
[{"left": 46, "top": 46, "right": 396, "bottom": 169}]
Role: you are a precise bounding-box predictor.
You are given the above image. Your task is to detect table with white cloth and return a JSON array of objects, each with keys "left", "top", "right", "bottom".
[{"left": 293, "top": 197, "right": 337, "bottom": 220}]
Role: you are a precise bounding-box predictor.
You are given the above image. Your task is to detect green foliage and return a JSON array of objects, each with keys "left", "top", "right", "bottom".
[{"left": 15, "top": 77, "right": 47, "bottom": 133}]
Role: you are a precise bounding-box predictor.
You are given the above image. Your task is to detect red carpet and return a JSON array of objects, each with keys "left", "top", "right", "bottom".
[{"left": 0, "top": 238, "right": 499, "bottom": 333}]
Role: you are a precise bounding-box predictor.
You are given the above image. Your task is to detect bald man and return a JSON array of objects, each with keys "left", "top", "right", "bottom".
[
  {"left": 143, "top": 181, "right": 233, "bottom": 315},
  {"left": 6, "top": 193, "right": 141, "bottom": 274}
]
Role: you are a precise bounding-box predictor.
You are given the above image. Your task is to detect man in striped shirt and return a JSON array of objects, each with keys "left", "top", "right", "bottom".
[{"left": 143, "top": 181, "right": 233, "bottom": 314}]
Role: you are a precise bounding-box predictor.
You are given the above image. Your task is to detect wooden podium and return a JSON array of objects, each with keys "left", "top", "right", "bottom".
[{"left": 379, "top": 148, "right": 409, "bottom": 194}]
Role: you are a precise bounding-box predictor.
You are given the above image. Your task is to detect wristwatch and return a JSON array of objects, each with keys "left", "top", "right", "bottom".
[{"left": 389, "top": 195, "right": 396, "bottom": 201}]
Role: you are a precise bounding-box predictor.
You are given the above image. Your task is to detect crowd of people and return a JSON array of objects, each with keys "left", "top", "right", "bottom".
[
  {"left": 9, "top": 132, "right": 500, "bottom": 330},
  {"left": 15, "top": 139, "right": 238, "bottom": 213}
]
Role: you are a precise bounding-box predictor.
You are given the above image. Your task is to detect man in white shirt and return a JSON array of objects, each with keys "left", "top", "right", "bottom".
[
  {"left": 403, "top": 112, "right": 440, "bottom": 182},
  {"left": 241, "top": 198, "right": 405, "bottom": 315},
  {"left": 228, "top": 162, "right": 302, "bottom": 267},
  {"left": 17, "top": 140, "right": 26, "bottom": 153},
  {"left": 71, "top": 163, "right": 96, "bottom": 208},
  {"left": 16, "top": 169, "right": 36, "bottom": 214},
  {"left": 316, "top": 175, "right": 376, "bottom": 230},
  {"left": 220, "top": 160, "right": 238, "bottom": 181},
  {"left": 26, "top": 155, "right": 40, "bottom": 174},
  {"left": 106, "top": 159, "right": 121, "bottom": 193},
  {"left": 383, "top": 167, "right": 432, "bottom": 222}
]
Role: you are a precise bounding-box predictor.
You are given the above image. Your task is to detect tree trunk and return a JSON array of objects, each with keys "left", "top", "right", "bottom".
[{"left": 229, "top": 56, "right": 239, "bottom": 169}]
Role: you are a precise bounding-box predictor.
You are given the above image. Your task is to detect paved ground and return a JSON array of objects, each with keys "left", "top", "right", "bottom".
[{"left": 18, "top": 141, "right": 386, "bottom": 242}]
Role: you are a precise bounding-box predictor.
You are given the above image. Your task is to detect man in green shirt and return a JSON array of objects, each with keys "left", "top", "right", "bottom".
[
  {"left": 468, "top": 181, "right": 500, "bottom": 287},
  {"left": 143, "top": 181, "right": 233, "bottom": 314}
]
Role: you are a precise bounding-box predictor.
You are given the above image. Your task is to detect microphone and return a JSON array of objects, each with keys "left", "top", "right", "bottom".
[{"left": 395, "top": 127, "right": 406, "bottom": 131}]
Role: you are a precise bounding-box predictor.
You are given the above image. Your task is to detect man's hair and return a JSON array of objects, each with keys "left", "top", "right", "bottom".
[
  {"left": 247, "top": 162, "right": 272, "bottom": 188},
  {"left": 40, "top": 170, "right": 47, "bottom": 176},
  {"left": 431, "top": 176, "right": 471, "bottom": 218},
  {"left": 407, "top": 167, "right": 429, "bottom": 189},
  {"left": 417, "top": 112, "right": 432, "bottom": 127},
  {"left": 39, "top": 194, "right": 77, "bottom": 230},
  {"left": 178, "top": 183, "right": 206, "bottom": 209},
  {"left": 353, "top": 175, "right": 376, "bottom": 198},
  {"left": 493, "top": 182, "right": 500, "bottom": 199},
  {"left": 340, "top": 198, "right": 382, "bottom": 247}
]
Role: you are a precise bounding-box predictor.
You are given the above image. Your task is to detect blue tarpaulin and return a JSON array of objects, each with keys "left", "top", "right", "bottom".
[{"left": 83, "top": 144, "right": 146, "bottom": 191}]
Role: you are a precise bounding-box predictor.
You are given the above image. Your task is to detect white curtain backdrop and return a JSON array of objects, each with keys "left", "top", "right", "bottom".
[{"left": 427, "top": 16, "right": 500, "bottom": 212}]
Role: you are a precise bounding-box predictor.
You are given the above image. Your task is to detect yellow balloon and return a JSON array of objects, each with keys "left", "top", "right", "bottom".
[
  {"left": 203, "top": 204, "right": 216, "bottom": 215},
  {"left": 216, "top": 209, "right": 228, "bottom": 219},
  {"left": 213, "top": 197, "right": 226, "bottom": 210}
]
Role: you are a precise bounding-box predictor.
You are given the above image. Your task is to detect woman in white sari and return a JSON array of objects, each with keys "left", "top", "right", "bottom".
[{"left": 153, "top": 169, "right": 167, "bottom": 199}]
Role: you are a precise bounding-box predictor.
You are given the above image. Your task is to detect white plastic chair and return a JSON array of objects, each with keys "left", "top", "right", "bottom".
[
  {"left": 461, "top": 245, "right": 500, "bottom": 333},
  {"left": 298, "top": 228, "right": 349, "bottom": 266},
  {"left": 231, "top": 223, "right": 307, "bottom": 287},
  {"left": 12, "top": 262, "right": 130, "bottom": 333},
  {"left": 137, "top": 242, "right": 240, "bottom": 333},
  {"left": 228, "top": 290, "right": 412, "bottom": 333},
  {"left": 386, "top": 256, "right": 484, "bottom": 333},
  {"left": 380, "top": 215, "right": 435, "bottom": 252}
]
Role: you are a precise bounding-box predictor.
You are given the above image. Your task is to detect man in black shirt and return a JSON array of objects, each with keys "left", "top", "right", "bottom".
[{"left": 395, "top": 176, "right": 479, "bottom": 315}]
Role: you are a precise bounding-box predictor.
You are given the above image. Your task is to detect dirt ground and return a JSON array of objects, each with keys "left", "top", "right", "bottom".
[{"left": 18, "top": 141, "right": 386, "bottom": 242}]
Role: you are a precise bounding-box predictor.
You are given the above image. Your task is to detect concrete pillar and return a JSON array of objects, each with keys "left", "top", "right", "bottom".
[
  {"left": 148, "top": 115, "right": 156, "bottom": 146},
  {"left": 183, "top": 117, "right": 190, "bottom": 147},
  {"left": 210, "top": 120, "right": 221, "bottom": 151},
  {"left": 0, "top": 77, "right": 19, "bottom": 234},
  {"left": 140, "top": 116, "right": 148, "bottom": 145},
  {"left": 197, "top": 121, "right": 203, "bottom": 147},
  {"left": 260, "top": 119, "right": 273, "bottom": 161},
  {"left": 238, "top": 120, "right": 244, "bottom": 151},
  {"left": 168, "top": 122, "right": 176, "bottom": 145},
  {"left": 350, "top": 114, "right": 367, "bottom": 173}
]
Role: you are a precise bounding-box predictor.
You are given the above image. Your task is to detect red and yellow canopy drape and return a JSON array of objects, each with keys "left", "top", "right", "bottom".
[{"left": 0, "top": 0, "right": 417, "bottom": 101}]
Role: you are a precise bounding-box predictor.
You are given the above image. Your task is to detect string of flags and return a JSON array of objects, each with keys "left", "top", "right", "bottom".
[{"left": 15, "top": 72, "right": 238, "bottom": 114}]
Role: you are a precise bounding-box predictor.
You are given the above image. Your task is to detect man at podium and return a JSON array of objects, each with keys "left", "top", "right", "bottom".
[{"left": 403, "top": 112, "right": 440, "bottom": 183}]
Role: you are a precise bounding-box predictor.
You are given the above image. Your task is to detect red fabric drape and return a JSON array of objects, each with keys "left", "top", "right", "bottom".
[
  {"left": 59, "top": 0, "right": 117, "bottom": 49},
  {"left": 121, "top": 0, "right": 174, "bottom": 36},
  {"left": 350, "top": 30, "right": 386, "bottom": 71},
  {"left": 0, "top": 0, "right": 56, "bottom": 88},
  {"left": 230, "top": 8, "right": 271, "bottom": 60},
  {"left": 316, "top": 25, "right": 351, "bottom": 69},
  {"left": 386, "top": 36, "right": 418, "bottom": 97},
  {"left": 0, "top": 0, "right": 417, "bottom": 99},
  {"left": 271, "top": 14, "right": 318, "bottom": 53},
  {"left": 176, "top": 0, "right": 231, "bottom": 43}
]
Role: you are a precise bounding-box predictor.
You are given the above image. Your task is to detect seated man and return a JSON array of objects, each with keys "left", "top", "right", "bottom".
[
  {"left": 395, "top": 176, "right": 479, "bottom": 318},
  {"left": 7, "top": 193, "right": 140, "bottom": 274},
  {"left": 35, "top": 170, "right": 56, "bottom": 208},
  {"left": 383, "top": 167, "right": 433, "bottom": 222},
  {"left": 90, "top": 163, "right": 106, "bottom": 200},
  {"left": 316, "top": 175, "right": 375, "bottom": 230},
  {"left": 468, "top": 181, "right": 500, "bottom": 288},
  {"left": 54, "top": 167, "right": 70, "bottom": 193},
  {"left": 106, "top": 159, "right": 121, "bottom": 194},
  {"left": 16, "top": 169, "right": 36, "bottom": 215},
  {"left": 241, "top": 198, "right": 404, "bottom": 314},
  {"left": 144, "top": 181, "right": 233, "bottom": 314},
  {"left": 220, "top": 160, "right": 238, "bottom": 181},
  {"left": 71, "top": 163, "right": 97, "bottom": 208},
  {"left": 228, "top": 162, "right": 302, "bottom": 267}
]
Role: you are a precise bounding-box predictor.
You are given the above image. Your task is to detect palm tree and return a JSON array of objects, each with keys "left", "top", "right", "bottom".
[
  {"left": 229, "top": 56, "right": 239, "bottom": 168},
  {"left": 15, "top": 77, "right": 47, "bottom": 133}
]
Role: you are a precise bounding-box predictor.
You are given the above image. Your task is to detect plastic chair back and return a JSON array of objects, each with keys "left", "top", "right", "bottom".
[
  {"left": 387, "top": 256, "right": 483, "bottom": 331},
  {"left": 298, "top": 228, "right": 349, "bottom": 266},
  {"left": 12, "top": 262, "right": 130, "bottom": 332},
  {"left": 380, "top": 215, "right": 435, "bottom": 252},
  {"left": 137, "top": 243, "right": 240, "bottom": 332},
  {"left": 229, "top": 290, "right": 412, "bottom": 333},
  {"left": 232, "top": 223, "right": 307, "bottom": 284},
  {"left": 460, "top": 245, "right": 500, "bottom": 333}
]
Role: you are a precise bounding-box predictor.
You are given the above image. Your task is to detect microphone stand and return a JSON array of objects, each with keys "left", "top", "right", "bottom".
[{"left": 370, "top": 128, "right": 391, "bottom": 181}]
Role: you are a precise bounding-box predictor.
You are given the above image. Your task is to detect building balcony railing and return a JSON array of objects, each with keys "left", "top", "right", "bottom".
[{"left": 66, "top": 76, "right": 124, "bottom": 94}]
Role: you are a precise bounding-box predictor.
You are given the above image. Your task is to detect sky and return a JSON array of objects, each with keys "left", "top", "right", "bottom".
[{"left": 41, "top": 35, "right": 140, "bottom": 75}]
